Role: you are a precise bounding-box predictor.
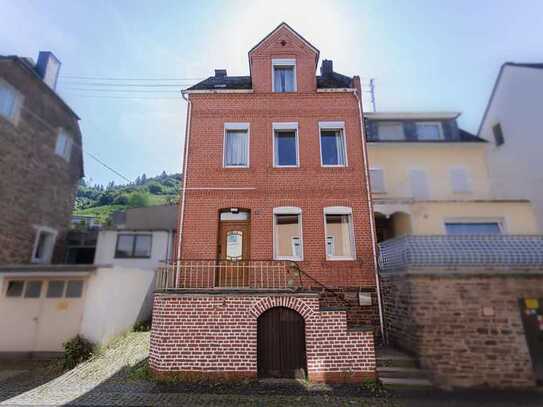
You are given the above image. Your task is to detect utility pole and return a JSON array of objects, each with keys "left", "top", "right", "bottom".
[{"left": 369, "top": 78, "right": 376, "bottom": 112}]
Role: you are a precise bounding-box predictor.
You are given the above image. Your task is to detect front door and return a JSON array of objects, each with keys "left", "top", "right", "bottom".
[
  {"left": 217, "top": 220, "right": 250, "bottom": 286},
  {"left": 257, "top": 307, "right": 307, "bottom": 379},
  {"left": 519, "top": 298, "right": 543, "bottom": 383}
]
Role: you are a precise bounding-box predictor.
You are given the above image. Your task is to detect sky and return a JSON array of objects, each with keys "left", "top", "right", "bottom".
[{"left": 1, "top": 0, "right": 542, "bottom": 185}]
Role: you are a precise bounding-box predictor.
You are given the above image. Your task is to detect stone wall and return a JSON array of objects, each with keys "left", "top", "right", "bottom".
[
  {"left": 381, "top": 268, "right": 543, "bottom": 388},
  {"left": 0, "top": 58, "right": 82, "bottom": 264},
  {"left": 150, "top": 292, "right": 376, "bottom": 383}
]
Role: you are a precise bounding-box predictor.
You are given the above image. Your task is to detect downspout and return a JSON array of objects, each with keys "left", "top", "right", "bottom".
[
  {"left": 353, "top": 86, "right": 386, "bottom": 343},
  {"left": 176, "top": 91, "right": 192, "bottom": 261}
]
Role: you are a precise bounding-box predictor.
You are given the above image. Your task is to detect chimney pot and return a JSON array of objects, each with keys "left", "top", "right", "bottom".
[
  {"left": 214, "top": 69, "right": 227, "bottom": 77},
  {"left": 321, "top": 59, "right": 333, "bottom": 76}
]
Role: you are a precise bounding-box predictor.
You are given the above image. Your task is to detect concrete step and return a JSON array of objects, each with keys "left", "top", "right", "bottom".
[
  {"left": 376, "top": 356, "right": 418, "bottom": 369},
  {"left": 377, "top": 366, "right": 429, "bottom": 379},
  {"left": 379, "top": 377, "right": 433, "bottom": 388}
]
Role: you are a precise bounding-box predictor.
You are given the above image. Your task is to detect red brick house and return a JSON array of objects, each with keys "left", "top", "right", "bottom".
[{"left": 150, "top": 23, "right": 380, "bottom": 383}]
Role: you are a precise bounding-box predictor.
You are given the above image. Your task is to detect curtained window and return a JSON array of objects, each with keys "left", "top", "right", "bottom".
[
  {"left": 224, "top": 129, "right": 249, "bottom": 167},
  {"left": 320, "top": 129, "right": 346, "bottom": 166}
]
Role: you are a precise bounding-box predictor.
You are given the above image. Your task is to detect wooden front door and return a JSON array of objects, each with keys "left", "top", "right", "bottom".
[
  {"left": 257, "top": 307, "right": 307, "bottom": 379},
  {"left": 217, "top": 220, "right": 250, "bottom": 286}
]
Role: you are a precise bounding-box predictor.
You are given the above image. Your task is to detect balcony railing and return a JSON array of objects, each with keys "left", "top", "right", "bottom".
[
  {"left": 378, "top": 234, "right": 543, "bottom": 273},
  {"left": 156, "top": 260, "right": 304, "bottom": 290}
]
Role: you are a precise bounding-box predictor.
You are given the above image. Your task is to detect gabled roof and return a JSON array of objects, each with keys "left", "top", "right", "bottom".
[
  {"left": 477, "top": 62, "right": 543, "bottom": 136},
  {"left": 248, "top": 22, "right": 320, "bottom": 68}
]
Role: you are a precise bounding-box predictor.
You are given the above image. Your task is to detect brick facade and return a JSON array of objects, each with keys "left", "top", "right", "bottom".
[
  {"left": 179, "top": 25, "right": 376, "bottom": 288},
  {"left": 0, "top": 57, "right": 82, "bottom": 264},
  {"left": 381, "top": 268, "right": 543, "bottom": 388},
  {"left": 150, "top": 293, "right": 376, "bottom": 383}
]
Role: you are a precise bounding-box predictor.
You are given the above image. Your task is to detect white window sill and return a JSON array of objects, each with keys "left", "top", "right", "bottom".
[
  {"left": 325, "top": 257, "right": 355, "bottom": 261},
  {"left": 223, "top": 165, "right": 249, "bottom": 169},
  {"left": 274, "top": 256, "right": 303, "bottom": 262},
  {"left": 273, "top": 165, "right": 300, "bottom": 168},
  {"left": 321, "top": 164, "right": 347, "bottom": 168}
]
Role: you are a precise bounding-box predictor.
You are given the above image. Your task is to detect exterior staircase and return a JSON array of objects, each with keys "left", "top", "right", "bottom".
[{"left": 376, "top": 346, "right": 433, "bottom": 388}]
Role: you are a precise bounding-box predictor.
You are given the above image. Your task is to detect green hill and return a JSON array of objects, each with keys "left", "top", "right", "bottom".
[{"left": 74, "top": 171, "right": 181, "bottom": 224}]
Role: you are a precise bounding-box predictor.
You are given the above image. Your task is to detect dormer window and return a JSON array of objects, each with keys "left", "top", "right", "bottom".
[
  {"left": 416, "top": 122, "right": 444, "bottom": 141},
  {"left": 272, "top": 59, "right": 296, "bottom": 92}
]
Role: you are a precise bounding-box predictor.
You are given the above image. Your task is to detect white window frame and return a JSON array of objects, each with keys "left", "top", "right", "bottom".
[
  {"left": 55, "top": 129, "right": 73, "bottom": 162},
  {"left": 223, "top": 122, "right": 250, "bottom": 168},
  {"left": 272, "top": 122, "right": 299, "bottom": 168},
  {"left": 319, "top": 121, "right": 348, "bottom": 167},
  {"left": 377, "top": 122, "right": 405, "bottom": 141},
  {"left": 31, "top": 226, "right": 58, "bottom": 264},
  {"left": 272, "top": 58, "right": 297, "bottom": 93},
  {"left": 273, "top": 206, "right": 303, "bottom": 261},
  {"left": 0, "top": 78, "right": 24, "bottom": 125},
  {"left": 449, "top": 166, "right": 471, "bottom": 194},
  {"left": 442, "top": 217, "right": 506, "bottom": 234},
  {"left": 323, "top": 206, "right": 356, "bottom": 261},
  {"left": 369, "top": 167, "right": 386, "bottom": 193},
  {"left": 415, "top": 121, "right": 444, "bottom": 141}
]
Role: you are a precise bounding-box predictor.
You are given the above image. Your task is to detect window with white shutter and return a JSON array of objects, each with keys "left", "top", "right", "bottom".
[
  {"left": 55, "top": 130, "right": 73, "bottom": 162},
  {"left": 409, "top": 169, "right": 430, "bottom": 199},
  {"left": 369, "top": 168, "right": 385, "bottom": 193},
  {"left": 449, "top": 167, "right": 471, "bottom": 193},
  {"left": 0, "top": 79, "right": 23, "bottom": 124}
]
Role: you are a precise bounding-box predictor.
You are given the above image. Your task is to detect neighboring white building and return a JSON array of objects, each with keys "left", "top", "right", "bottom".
[
  {"left": 0, "top": 205, "right": 177, "bottom": 356},
  {"left": 478, "top": 63, "right": 543, "bottom": 232}
]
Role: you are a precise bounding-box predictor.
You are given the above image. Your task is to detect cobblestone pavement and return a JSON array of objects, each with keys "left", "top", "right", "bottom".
[{"left": 0, "top": 332, "right": 542, "bottom": 406}]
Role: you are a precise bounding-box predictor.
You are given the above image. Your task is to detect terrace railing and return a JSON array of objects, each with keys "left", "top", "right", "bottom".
[{"left": 156, "top": 260, "right": 304, "bottom": 290}]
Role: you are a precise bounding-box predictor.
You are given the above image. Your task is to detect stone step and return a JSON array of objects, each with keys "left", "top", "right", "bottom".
[
  {"left": 379, "top": 377, "right": 433, "bottom": 388},
  {"left": 377, "top": 366, "right": 429, "bottom": 379},
  {"left": 376, "top": 356, "right": 418, "bottom": 369}
]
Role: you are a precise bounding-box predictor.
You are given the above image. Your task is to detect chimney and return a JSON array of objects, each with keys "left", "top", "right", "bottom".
[
  {"left": 214, "top": 69, "right": 227, "bottom": 78},
  {"left": 36, "top": 51, "right": 61, "bottom": 90},
  {"left": 320, "top": 59, "right": 333, "bottom": 76}
]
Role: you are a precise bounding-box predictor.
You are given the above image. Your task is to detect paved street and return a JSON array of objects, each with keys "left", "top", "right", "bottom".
[{"left": 0, "top": 332, "right": 541, "bottom": 406}]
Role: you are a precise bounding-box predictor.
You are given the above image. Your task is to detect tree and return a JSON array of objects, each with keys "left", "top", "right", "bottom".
[
  {"left": 140, "top": 173, "right": 147, "bottom": 185},
  {"left": 147, "top": 181, "right": 163, "bottom": 194},
  {"left": 128, "top": 191, "right": 151, "bottom": 208}
]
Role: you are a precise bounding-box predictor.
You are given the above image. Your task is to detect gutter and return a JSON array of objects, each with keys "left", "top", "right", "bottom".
[
  {"left": 353, "top": 88, "right": 386, "bottom": 343},
  {"left": 177, "top": 91, "right": 193, "bottom": 260}
]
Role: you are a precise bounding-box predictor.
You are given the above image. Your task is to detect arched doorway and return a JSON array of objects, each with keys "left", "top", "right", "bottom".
[{"left": 257, "top": 307, "right": 307, "bottom": 379}]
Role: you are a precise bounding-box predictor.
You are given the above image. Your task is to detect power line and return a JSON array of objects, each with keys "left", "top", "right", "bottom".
[
  {"left": 18, "top": 103, "right": 132, "bottom": 182},
  {"left": 62, "top": 88, "right": 182, "bottom": 93},
  {"left": 64, "top": 94, "right": 182, "bottom": 100},
  {"left": 60, "top": 75, "right": 205, "bottom": 81},
  {"left": 59, "top": 82, "right": 196, "bottom": 88}
]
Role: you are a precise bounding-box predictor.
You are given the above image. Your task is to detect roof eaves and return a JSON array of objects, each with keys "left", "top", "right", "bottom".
[{"left": 1, "top": 55, "right": 80, "bottom": 120}]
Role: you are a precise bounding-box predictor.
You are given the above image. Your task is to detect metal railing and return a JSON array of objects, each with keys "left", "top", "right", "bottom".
[{"left": 156, "top": 260, "right": 304, "bottom": 290}]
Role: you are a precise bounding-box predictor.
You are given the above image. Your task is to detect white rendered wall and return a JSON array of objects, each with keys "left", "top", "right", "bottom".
[{"left": 480, "top": 66, "right": 543, "bottom": 232}]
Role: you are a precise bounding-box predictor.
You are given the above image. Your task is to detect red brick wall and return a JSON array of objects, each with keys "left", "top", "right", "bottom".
[
  {"left": 177, "top": 24, "right": 375, "bottom": 289},
  {"left": 150, "top": 293, "right": 376, "bottom": 383},
  {"left": 180, "top": 92, "right": 374, "bottom": 288}
]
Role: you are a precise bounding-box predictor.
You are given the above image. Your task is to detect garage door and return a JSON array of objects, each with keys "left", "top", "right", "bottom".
[{"left": 0, "top": 278, "right": 86, "bottom": 354}]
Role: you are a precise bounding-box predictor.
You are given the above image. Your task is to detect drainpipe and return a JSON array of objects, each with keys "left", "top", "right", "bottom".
[
  {"left": 352, "top": 80, "right": 386, "bottom": 343},
  {"left": 176, "top": 91, "right": 192, "bottom": 261}
]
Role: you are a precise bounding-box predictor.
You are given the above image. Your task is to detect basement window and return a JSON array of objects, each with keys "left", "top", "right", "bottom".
[{"left": 5, "top": 281, "right": 24, "bottom": 297}]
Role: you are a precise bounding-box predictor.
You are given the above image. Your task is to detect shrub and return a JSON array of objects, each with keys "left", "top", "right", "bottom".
[
  {"left": 63, "top": 335, "right": 94, "bottom": 370},
  {"left": 128, "top": 191, "right": 151, "bottom": 208},
  {"left": 133, "top": 319, "right": 151, "bottom": 332}
]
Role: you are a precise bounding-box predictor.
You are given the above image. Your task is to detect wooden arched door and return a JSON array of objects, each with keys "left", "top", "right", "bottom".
[{"left": 257, "top": 307, "right": 307, "bottom": 379}]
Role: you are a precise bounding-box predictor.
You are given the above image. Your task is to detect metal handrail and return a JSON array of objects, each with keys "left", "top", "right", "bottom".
[{"left": 155, "top": 259, "right": 303, "bottom": 290}]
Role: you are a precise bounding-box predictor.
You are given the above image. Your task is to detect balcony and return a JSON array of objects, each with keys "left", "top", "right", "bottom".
[
  {"left": 155, "top": 260, "right": 306, "bottom": 291},
  {"left": 378, "top": 235, "right": 543, "bottom": 273}
]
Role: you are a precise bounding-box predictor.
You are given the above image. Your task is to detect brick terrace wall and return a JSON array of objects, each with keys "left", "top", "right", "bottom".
[
  {"left": 150, "top": 293, "right": 376, "bottom": 383},
  {"left": 0, "top": 59, "right": 82, "bottom": 264},
  {"left": 381, "top": 269, "right": 543, "bottom": 388}
]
